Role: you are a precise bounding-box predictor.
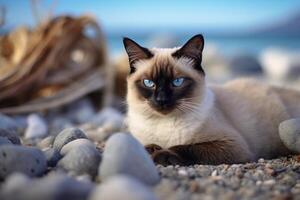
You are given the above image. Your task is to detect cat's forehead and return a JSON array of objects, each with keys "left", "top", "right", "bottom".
[{"left": 131, "top": 47, "right": 199, "bottom": 80}]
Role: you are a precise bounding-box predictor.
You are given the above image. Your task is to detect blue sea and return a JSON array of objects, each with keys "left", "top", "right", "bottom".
[{"left": 107, "top": 35, "right": 300, "bottom": 58}]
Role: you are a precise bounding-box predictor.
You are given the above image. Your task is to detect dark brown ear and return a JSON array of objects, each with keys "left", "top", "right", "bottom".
[
  {"left": 172, "top": 34, "right": 205, "bottom": 74},
  {"left": 123, "top": 37, "right": 153, "bottom": 73}
]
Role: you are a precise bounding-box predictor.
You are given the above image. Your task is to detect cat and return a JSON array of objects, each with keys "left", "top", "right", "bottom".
[{"left": 123, "top": 34, "right": 300, "bottom": 166}]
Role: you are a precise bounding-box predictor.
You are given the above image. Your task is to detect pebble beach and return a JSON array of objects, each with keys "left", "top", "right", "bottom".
[{"left": 0, "top": 98, "right": 299, "bottom": 200}]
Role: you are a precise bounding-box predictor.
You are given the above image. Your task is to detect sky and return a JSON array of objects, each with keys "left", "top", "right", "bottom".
[{"left": 1, "top": 0, "right": 300, "bottom": 31}]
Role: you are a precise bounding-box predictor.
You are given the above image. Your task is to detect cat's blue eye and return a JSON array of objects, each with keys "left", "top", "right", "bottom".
[
  {"left": 172, "top": 78, "right": 185, "bottom": 87},
  {"left": 143, "top": 79, "right": 155, "bottom": 88}
]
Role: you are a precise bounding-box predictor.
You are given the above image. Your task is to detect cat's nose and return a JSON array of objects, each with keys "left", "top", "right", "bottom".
[{"left": 155, "top": 93, "right": 168, "bottom": 106}]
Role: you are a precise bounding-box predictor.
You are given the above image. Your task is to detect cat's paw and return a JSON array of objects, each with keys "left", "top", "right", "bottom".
[
  {"left": 152, "top": 149, "right": 185, "bottom": 166},
  {"left": 145, "top": 144, "right": 163, "bottom": 154}
]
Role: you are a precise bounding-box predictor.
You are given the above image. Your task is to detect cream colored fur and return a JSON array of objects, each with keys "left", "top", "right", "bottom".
[{"left": 126, "top": 48, "right": 300, "bottom": 163}]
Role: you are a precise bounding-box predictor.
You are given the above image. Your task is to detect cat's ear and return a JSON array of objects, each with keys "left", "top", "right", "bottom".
[
  {"left": 172, "top": 34, "right": 205, "bottom": 74},
  {"left": 123, "top": 37, "right": 153, "bottom": 67}
]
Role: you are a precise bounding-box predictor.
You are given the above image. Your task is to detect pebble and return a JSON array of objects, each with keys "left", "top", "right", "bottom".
[
  {"left": 43, "top": 148, "right": 62, "bottom": 167},
  {"left": 81, "top": 123, "right": 120, "bottom": 142},
  {"left": 80, "top": 108, "right": 124, "bottom": 142},
  {"left": 37, "top": 135, "right": 55, "bottom": 149},
  {"left": 1, "top": 172, "right": 94, "bottom": 200},
  {"left": 263, "top": 179, "right": 276, "bottom": 185},
  {"left": 0, "top": 114, "right": 24, "bottom": 135},
  {"left": 57, "top": 142, "right": 101, "bottom": 177},
  {"left": 53, "top": 128, "right": 87, "bottom": 151},
  {"left": 0, "top": 173, "right": 31, "bottom": 197},
  {"left": 279, "top": 118, "right": 300, "bottom": 153},
  {"left": 90, "top": 107, "right": 124, "bottom": 127},
  {"left": 0, "top": 128, "right": 21, "bottom": 145},
  {"left": 0, "top": 145, "right": 47, "bottom": 179},
  {"left": 211, "top": 170, "right": 218, "bottom": 177},
  {"left": 89, "top": 175, "right": 158, "bottom": 200},
  {"left": 48, "top": 117, "right": 74, "bottom": 136},
  {"left": 60, "top": 138, "right": 95, "bottom": 156},
  {"left": 228, "top": 54, "right": 262, "bottom": 75},
  {"left": 66, "top": 98, "right": 96, "bottom": 124},
  {"left": 0, "top": 137, "right": 13, "bottom": 145},
  {"left": 99, "top": 133, "right": 160, "bottom": 186},
  {"left": 24, "top": 114, "right": 48, "bottom": 139},
  {"left": 178, "top": 169, "right": 188, "bottom": 177}
]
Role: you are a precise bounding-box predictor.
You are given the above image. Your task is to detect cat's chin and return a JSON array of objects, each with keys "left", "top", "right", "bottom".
[{"left": 149, "top": 106, "right": 176, "bottom": 116}]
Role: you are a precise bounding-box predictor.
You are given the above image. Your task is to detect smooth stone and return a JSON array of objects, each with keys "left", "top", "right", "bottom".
[
  {"left": 279, "top": 118, "right": 300, "bottom": 153},
  {"left": 91, "top": 107, "right": 124, "bottom": 128},
  {"left": 99, "top": 133, "right": 160, "bottom": 186},
  {"left": 0, "top": 137, "right": 13, "bottom": 145},
  {"left": 260, "top": 48, "right": 300, "bottom": 81},
  {"left": 1, "top": 172, "right": 94, "bottom": 200},
  {"left": 66, "top": 98, "right": 96, "bottom": 124},
  {"left": 57, "top": 143, "right": 101, "bottom": 177},
  {"left": 82, "top": 123, "right": 121, "bottom": 143},
  {"left": 0, "top": 145, "right": 47, "bottom": 179},
  {"left": 37, "top": 135, "right": 55, "bottom": 149},
  {"left": 0, "top": 114, "right": 24, "bottom": 135},
  {"left": 53, "top": 128, "right": 87, "bottom": 151},
  {"left": 60, "top": 138, "right": 96, "bottom": 156},
  {"left": 228, "top": 54, "right": 262, "bottom": 75},
  {"left": 43, "top": 148, "right": 62, "bottom": 167},
  {"left": 0, "top": 173, "right": 31, "bottom": 198},
  {"left": 0, "top": 129, "right": 21, "bottom": 145},
  {"left": 75, "top": 174, "right": 93, "bottom": 184},
  {"left": 49, "top": 117, "right": 74, "bottom": 136},
  {"left": 24, "top": 114, "right": 48, "bottom": 139},
  {"left": 89, "top": 175, "right": 158, "bottom": 200}
]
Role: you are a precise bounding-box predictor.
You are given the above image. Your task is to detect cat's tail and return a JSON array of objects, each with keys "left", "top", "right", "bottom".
[{"left": 279, "top": 118, "right": 300, "bottom": 153}]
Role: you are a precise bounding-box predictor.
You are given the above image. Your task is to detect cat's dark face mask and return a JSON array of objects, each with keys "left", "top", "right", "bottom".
[{"left": 134, "top": 66, "right": 196, "bottom": 114}]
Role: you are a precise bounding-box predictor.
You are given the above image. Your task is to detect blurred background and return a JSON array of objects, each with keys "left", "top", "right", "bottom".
[{"left": 0, "top": 0, "right": 300, "bottom": 111}]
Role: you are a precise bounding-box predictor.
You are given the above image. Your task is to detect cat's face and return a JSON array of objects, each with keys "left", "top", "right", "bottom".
[{"left": 124, "top": 34, "right": 206, "bottom": 116}]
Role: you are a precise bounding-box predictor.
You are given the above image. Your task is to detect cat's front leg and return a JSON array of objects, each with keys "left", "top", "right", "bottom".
[
  {"left": 145, "top": 144, "right": 163, "bottom": 154},
  {"left": 145, "top": 144, "right": 186, "bottom": 166},
  {"left": 169, "top": 140, "right": 254, "bottom": 165}
]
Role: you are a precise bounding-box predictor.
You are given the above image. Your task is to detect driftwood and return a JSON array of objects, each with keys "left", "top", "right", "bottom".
[{"left": 0, "top": 15, "right": 108, "bottom": 114}]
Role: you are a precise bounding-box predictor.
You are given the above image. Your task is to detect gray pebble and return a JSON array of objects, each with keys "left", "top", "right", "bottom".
[
  {"left": 37, "top": 135, "right": 55, "bottom": 149},
  {"left": 0, "top": 137, "right": 12, "bottom": 146},
  {"left": 66, "top": 98, "right": 96, "bottom": 124},
  {"left": 60, "top": 138, "right": 95, "bottom": 156},
  {"left": 0, "top": 114, "right": 24, "bottom": 135},
  {"left": 89, "top": 175, "right": 158, "bottom": 200},
  {"left": 48, "top": 117, "right": 74, "bottom": 136},
  {"left": 43, "top": 148, "right": 62, "bottom": 167},
  {"left": 0, "top": 173, "right": 31, "bottom": 198},
  {"left": 279, "top": 118, "right": 300, "bottom": 153},
  {"left": 228, "top": 54, "right": 262, "bottom": 75},
  {"left": 0, "top": 145, "right": 47, "bottom": 179},
  {"left": 99, "top": 133, "right": 160, "bottom": 186},
  {"left": 57, "top": 142, "right": 101, "bottom": 177},
  {"left": 53, "top": 128, "right": 87, "bottom": 151},
  {"left": 91, "top": 107, "right": 124, "bottom": 126},
  {"left": 1, "top": 172, "right": 94, "bottom": 200},
  {"left": 0, "top": 129, "right": 21, "bottom": 145}
]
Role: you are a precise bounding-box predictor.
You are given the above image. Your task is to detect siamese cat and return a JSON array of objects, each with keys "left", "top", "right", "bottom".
[{"left": 123, "top": 34, "right": 300, "bottom": 166}]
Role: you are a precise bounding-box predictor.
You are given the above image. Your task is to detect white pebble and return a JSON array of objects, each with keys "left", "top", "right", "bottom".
[
  {"left": 25, "top": 114, "right": 48, "bottom": 139},
  {"left": 263, "top": 179, "right": 275, "bottom": 185},
  {"left": 258, "top": 158, "right": 265, "bottom": 163},
  {"left": 211, "top": 170, "right": 218, "bottom": 177},
  {"left": 178, "top": 169, "right": 188, "bottom": 177},
  {"left": 256, "top": 181, "right": 262, "bottom": 186}
]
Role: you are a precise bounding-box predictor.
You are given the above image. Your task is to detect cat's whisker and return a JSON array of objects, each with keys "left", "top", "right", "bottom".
[{"left": 177, "top": 104, "right": 203, "bottom": 121}]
